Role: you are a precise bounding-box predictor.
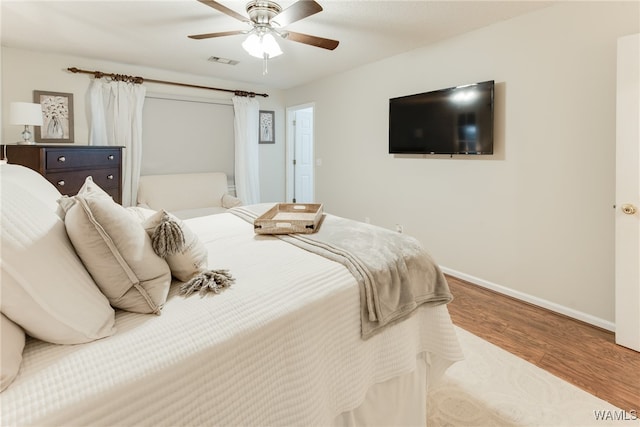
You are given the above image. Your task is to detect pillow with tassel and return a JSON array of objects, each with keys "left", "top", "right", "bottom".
[
  {"left": 143, "top": 210, "right": 234, "bottom": 296},
  {"left": 60, "top": 177, "right": 172, "bottom": 315}
]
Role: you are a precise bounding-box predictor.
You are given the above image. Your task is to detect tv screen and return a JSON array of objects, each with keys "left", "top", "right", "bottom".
[{"left": 389, "top": 80, "right": 494, "bottom": 155}]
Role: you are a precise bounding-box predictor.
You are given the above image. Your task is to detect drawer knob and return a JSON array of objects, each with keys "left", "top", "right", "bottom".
[
  {"left": 57, "top": 180, "right": 65, "bottom": 187},
  {"left": 107, "top": 174, "right": 114, "bottom": 180},
  {"left": 57, "top": 156, "right": 66, "bottom": 163},
  {"left": 108, "top": 155, "right": 115, "bottom": 160}
]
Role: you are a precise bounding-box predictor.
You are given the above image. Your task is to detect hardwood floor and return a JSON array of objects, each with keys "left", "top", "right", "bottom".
[{"left": 445, "top": 275, "right": 640, "bottom": 412}]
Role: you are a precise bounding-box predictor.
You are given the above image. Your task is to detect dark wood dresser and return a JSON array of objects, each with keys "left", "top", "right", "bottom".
[{"left": 2, "top": 145, "right": 123, "bottom": 204}]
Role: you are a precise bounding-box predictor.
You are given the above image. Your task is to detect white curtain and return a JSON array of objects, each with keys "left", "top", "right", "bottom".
[
  {"left": 232, "top": 96, "right": 260, "bottom": 204},
  {"left": 89, "top": 79, "right": 146, "bottom": 207}
]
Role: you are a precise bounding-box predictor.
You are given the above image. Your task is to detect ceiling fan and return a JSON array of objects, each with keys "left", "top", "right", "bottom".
[{"left": 188, "top": 0, "right": 340, "bottom": 55}]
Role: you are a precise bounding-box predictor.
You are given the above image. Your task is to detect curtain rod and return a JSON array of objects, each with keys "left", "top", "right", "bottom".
[{"left": 67, "top": 67, "right": 268, "bottom": 98}]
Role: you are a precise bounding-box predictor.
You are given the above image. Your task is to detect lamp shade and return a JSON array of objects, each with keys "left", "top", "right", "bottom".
[
  {"left": 261, "top": 33, "right": 283, "bottom": 58},
  {"left": 10, "top": 102, "right": 43, "bottom": 126},
  {"left": 242, "top": 32, "right": 283, "bottom": 59}
]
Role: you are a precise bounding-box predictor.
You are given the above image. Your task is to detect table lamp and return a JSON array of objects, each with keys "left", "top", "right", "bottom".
[{"left": 10, "top": 102, "right": 43, "bottom": 144}]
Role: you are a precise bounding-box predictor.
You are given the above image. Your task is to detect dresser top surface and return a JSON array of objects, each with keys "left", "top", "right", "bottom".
[{"left": 2, "top": 144, "right": 123, "bottom": 149}]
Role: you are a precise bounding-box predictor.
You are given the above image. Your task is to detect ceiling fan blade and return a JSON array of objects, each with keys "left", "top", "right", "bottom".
[
  {"left": 284, "top": 31, "right": 339, "bottom": 50},
  {"left": 188, "top": 30, "right": 247, "bottom": 40},
  {"left": 271, "top": 0, "right": 323, "bottom": 27},
  {"left": 196, "top": 0, "right": 249, "bottom": 23}
]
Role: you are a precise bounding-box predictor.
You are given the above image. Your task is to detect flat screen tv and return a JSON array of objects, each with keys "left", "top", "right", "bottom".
[{"left": 389, "top": 80, "right": 494, "bottom": 155}]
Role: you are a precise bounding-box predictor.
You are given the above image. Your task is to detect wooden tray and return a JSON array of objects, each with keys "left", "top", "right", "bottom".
[{"left": 254, "top": 203, "right": 323, "bottom": 234}]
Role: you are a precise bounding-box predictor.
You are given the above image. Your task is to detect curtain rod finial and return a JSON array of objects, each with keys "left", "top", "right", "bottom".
[{"left": 234, "top": 90, "right": 269, "bottom": 98}]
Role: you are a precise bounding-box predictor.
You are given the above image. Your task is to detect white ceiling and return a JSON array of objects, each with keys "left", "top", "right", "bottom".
[{"left": 1, "top": 1, "right": 554, "bottom": 90}]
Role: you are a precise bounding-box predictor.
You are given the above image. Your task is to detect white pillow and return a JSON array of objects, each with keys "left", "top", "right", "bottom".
[
  {"left": 126, "top": 206, "right": 157, "bottom": 222},
  {"left": 0, "top": 164, "right": 116, "bottom": 344},
  {"left": 61, "top": 178, "right": 172, "bottom": 314},
  {"left": 143, "top": 210, "right": 208, "bottom": 282},
  {"left": 0, "top": 313, "right": 26, "bottom": 392}
]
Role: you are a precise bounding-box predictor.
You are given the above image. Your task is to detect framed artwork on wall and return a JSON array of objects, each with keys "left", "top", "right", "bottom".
[
  {"left": 33, "top": 90, "right": 74, "bottom": 143},
  {"left": 259, "top": 110, "right": 275, "bottom": 144}
]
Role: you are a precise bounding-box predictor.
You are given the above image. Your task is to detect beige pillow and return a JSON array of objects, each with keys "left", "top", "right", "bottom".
[
  {"left": 222, "top": 193, "right": 242, "bottom": 209},
  {"left": 0, "top": 313, "right": 26, "bottom": 392},
  {"left": 143, "top": 210, "right": 208, "bottom": 282},
  {"left": 61, "top": 179, "right": 172, "bottom": 314},
  {"left": 1, "top": 165, "right": 116, "bottom": 344}
]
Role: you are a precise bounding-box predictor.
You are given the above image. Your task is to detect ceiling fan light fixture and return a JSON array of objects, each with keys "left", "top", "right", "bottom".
[
  {"left": 190, "top": 0, "right": 339, "bottom": 75},
  {"left": 242, "top": 32, "right": 283, "bottom": 59}
]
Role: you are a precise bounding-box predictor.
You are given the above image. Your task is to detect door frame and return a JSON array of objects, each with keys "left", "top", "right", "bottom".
[{"left": 285, "top": 103, "right": 315, "bottom": 203}]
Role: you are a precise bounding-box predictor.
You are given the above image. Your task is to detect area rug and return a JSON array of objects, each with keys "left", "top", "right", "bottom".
[{"left": 427, "top": 327, "right": 638, "bottom": 426}]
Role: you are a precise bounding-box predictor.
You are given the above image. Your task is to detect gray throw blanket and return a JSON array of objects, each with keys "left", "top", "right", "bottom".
[{"left": 230, "top": 204, "right": 452, "bottom": 339}]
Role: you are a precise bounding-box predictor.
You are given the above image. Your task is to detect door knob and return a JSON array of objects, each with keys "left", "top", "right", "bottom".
[{"left": 621, "top": 204, "right": 637, "bottom": 215}]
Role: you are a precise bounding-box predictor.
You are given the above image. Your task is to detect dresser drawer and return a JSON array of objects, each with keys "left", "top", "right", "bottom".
[
  {"left": 46, "top": 168, "right": 120, "bottom": 196},
  {"left": 45, "top": 148, "right": 121, "bottom": 171}
]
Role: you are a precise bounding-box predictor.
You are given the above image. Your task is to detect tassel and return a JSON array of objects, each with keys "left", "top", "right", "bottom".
[
  {"left": 152, "top": 213, "right": 185, "bottom": 257},
  {"left": 180, "top": 269, "right": 235, "bottom": 297}
]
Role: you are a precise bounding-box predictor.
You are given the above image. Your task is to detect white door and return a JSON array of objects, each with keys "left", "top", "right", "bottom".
[
  {"left": 615, "top": 33, "right": 640, "bottom": 351},
  {"left": 293, "top": 109, "right": 314, "bottom": 203}
]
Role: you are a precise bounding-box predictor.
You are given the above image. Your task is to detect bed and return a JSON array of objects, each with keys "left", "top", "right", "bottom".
[{"left": 0, "top": 163, "right": 463, "bottom": 426}]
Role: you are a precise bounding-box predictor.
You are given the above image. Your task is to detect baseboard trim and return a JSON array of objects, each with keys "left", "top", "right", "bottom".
[{"left": 441, "top": 267, "right": 616, "bottom": 332}]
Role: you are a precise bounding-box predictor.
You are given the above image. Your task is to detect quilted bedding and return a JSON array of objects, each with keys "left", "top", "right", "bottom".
[{"left": 1, "top": 212, "right": 463, "bottom": 426}]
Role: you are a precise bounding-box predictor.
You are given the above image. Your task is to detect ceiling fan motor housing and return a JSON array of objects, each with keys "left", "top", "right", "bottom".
[{"left": 246, "top": 1, "right": 282, "bottom": 25}]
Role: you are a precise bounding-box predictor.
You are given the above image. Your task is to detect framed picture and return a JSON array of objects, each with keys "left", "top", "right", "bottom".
[
  {"left": 259, "top": 110, "right": 275, "bottom": 144},
  {"left": 33, "top": 90, "right": 74, "bottom": 143}
]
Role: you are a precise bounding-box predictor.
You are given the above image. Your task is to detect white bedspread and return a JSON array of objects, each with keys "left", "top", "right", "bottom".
[{"left": 1, "top": 213, "right": 463, "bottom": 427}]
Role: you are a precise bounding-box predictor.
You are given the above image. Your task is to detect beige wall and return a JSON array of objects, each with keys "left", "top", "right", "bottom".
[
  {"left": 283, "top": 2, "right": 639, "bottom": 328},
  {"left": 0, "top": 47, "right": 287, "bottom": 202}
]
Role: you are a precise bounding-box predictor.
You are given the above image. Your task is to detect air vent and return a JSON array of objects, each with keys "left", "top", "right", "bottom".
[{"left": 208, "top": 56, "right": 239, "bottom": 65}]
